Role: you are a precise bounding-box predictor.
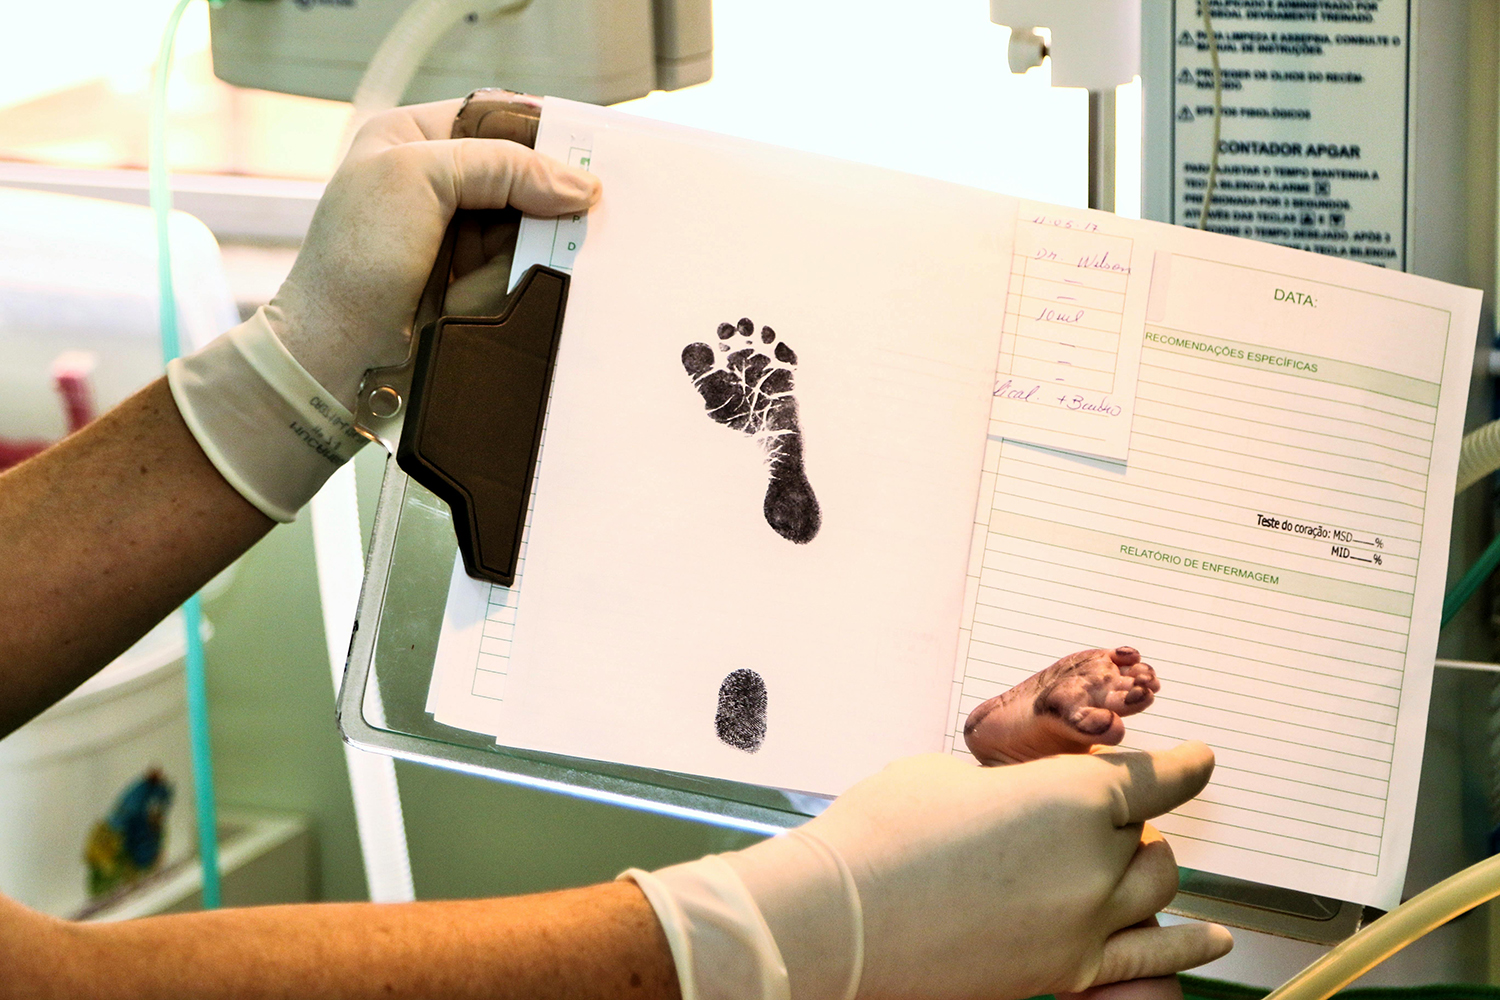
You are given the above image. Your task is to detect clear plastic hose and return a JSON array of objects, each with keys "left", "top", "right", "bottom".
[
  {"left": 1263, "top": 853, "right": 1500, "bottom": 1000},
  {"left": 309, "top": 0, "right": 519, "bottom": 906},
  {"left": 151, "top": 0, "right": 221, "bottom": 909},
  {"left": 343, "top": 0, "right": 528, "bottom": 147},
  {"left": 1457, "top": 419, "right": 1500, "bottom": 496}
]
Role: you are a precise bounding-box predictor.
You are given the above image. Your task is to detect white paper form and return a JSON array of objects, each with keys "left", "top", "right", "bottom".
[
  {"left": 424, "top": 113, "right": 600, "bottom": 735},
  {"left": 989, "top": 204, "right": 1152, "bottom": 462},
  {"left": 488, "top": 115, "right": 1016, "bottom": 795},
  {"left": 950, "top": 223, "right": 1480, "bottom": 909}
]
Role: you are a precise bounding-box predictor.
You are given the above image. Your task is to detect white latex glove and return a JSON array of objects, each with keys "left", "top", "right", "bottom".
[
  {"left": 626, "top": 743, "right": 1232, "bottom": 1000},
  {"left": 265, "top": 99, "right": 599, "bottom": 411},
  {"left": 168, "top": 99, "right": 599, "bottom": 521}
]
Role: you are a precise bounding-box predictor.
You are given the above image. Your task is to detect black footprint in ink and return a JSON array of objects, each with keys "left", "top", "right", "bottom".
[
  {"left": 716, "top": 669, "right": 768, "bottom": 752},
  {"left": 681, "top": 318, "right": 821, "bottom": 544}
]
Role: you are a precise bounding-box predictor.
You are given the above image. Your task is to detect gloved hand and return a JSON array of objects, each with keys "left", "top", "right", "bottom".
[
  {"left": 625, "top": 743, "right": 1232, "bottom": 1000},
  {"left": 168, "top": 98, "right": 600, "bottom": 522},
  {"left": 265, "top": 99, "right": 599, "bottom": 411}
]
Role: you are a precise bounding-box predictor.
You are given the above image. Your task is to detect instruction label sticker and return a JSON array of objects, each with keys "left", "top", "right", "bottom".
[{"left": 1170, "top": 0, "right": 1410, "bottom": 269}]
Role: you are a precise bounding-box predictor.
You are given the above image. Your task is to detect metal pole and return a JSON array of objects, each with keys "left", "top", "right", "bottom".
[{"left": 1088, "top": 87, "right": 1117, "bottom": 213}]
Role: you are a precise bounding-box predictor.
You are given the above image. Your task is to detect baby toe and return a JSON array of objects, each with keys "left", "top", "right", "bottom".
[
  {"left": 1110, "top": 646, "right": 1142, "bottom": 667},
  {"left": 718, "top": 322, "right": 737, "bottom": 340},
  {"left": 1098, "top": 684, "right": 1136, "bottom": 712},
  {"left": 761, "top": 324, "right": 776, "bottom": 344},
  {"left": 1125, "top": 662, "right": 1161, "bottom": 692},
  {"left": 1070, "top": 705, "right": 1121, "bottom": 736},
  {"left": 1066, "top": 709, "right": 1126, "bottom": 747},
  {"left": 1116, "top": 686, "right": 1155, "bottom": 717},
  {"left": 737, "top": 317, "right": 755, "bottom": 337},
  {"left": 682, "top": 343, "right": 715, "bottom": 376}
]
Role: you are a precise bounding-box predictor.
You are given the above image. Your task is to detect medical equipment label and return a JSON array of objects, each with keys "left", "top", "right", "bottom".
[{"left": 1170, "top": 0, "right": 1410, "bottom": 269}]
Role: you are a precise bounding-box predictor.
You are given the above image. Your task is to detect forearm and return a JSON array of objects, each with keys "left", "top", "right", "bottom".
[
  {"left": 7, "top": 883, "right": 679, "bottom": 1000},
  {"left": 0, "top": 377, "right": 272, "bottom": 738}
]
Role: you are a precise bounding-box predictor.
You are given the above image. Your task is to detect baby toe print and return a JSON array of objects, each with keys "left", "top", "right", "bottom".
[
  {"left": 681, "top": 318, "right": 821, "bottom": 543},
  {"left": 963, "top": 646, "right": 1161, "bottom": 765}
]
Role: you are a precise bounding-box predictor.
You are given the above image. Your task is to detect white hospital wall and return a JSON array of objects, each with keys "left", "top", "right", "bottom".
[{"left": 622, "top": 0, "right": 1092, "bottom": 207}]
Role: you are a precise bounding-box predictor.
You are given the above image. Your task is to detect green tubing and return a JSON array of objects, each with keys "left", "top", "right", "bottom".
[
  {"left": 1446, "top": 419, "right": 1500, "bottom": 628},
  {"left": 151, "top": 0, "right": 221, "bottom": 910},
  {"left": 1441, "top": 533, "right": 1500, "bottom": 628}
]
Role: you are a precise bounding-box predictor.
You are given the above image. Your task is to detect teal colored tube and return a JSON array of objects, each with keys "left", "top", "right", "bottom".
[
  {"left": 1441, "top": 533, "right": 1500, "bottom": 629},
  {"left": 151, "top": 0, "right": 221, "bottom": 910}
]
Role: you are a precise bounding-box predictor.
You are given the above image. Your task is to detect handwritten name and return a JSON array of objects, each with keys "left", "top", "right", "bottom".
[
  {"left": 1037, "top": 307, "right": 1085, "bottom": 324},
  {"left": 1058, "top": 393, "right": 1123, "bottom": 417},
  {"left": 994, "top": 380, "right": 1122, "bottom": 418},
  {"left": 993, "top": 379, "right": 1041, "bottom": 402},
  {"left": 1031, "top": 244, "right": 1131, "bottom": 274},
  {"left": 1077, "top": 251, "right": 1131, "bottom": 274}
]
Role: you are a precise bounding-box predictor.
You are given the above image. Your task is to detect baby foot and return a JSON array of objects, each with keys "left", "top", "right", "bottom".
[
  {"left": 681, "top": 318, "right": 821, "bottom": 544},
  {"left": 963, "top": 647, "right": 1159, "bottom": 765},
  {"left": 715, "top": 669, "right": 768, "bottom": 752},
  {"left": 967, "top": 653, "right": 1180, "bottom": 1000}
]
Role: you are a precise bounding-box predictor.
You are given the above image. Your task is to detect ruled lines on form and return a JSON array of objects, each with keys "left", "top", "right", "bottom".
[
  {"left": 998, "top": 216, "right": 1134, "bottom": 393},
  {"left": 466, "top": 450, "right": 543, "bottom": 704},
  {"left": 426, "top": 138, "right": 594, "bottom": 734},
  {"left": 422, "top": 417, "right": 550, "bottom": 737},
  {"left": 465, "top": 144, "right": 592, "bottom": 707},
  {"left": 951, "top": 328, "right": 1441, "bottom": 898},
  {"left": 988, "top": 205, "right": 1152, "bottom": 463}
]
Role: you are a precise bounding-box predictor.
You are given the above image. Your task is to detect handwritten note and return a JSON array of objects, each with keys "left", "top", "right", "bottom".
[{"left": 989, "top": 203, "right": 1152, "bottom": 461}]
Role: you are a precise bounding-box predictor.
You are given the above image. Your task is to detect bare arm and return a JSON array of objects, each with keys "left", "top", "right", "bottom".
[
  {"left": 5, "top": 881, "right": 679, "bottom": 1000},
  {"left": 0, "top": 105, "right": 682, "bottom": 1000},
  {"left": 0, "top": 381, "right": 684, "bottom": 1000},
  {"left": 0, "top": 99, "right": 603, "bottom": 741},
  {"left": 0, "top": 377, "right": 272, "bottom": 738}
]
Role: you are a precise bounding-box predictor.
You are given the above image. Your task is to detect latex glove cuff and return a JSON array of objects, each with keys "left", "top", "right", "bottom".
[
  {"left": 621, "top": 857, "right": 790, "bottom": 1000},
  {"left": 623, "top": 828, "right": 862, "bottom": 1000},
  {"left": 167, "top": 307, "right": 366, "bottom": 522},
  {"left": 723, "top": 829, "right": 863, "bottom": 1000}
]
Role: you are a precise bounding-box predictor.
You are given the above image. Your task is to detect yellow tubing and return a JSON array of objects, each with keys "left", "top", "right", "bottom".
[
  {"left": 1263, "top": 852, "right": 1500, "bottom": 1000},
  {"left": 1457, "top": 419, "right": 1500, "bottom": 495}
]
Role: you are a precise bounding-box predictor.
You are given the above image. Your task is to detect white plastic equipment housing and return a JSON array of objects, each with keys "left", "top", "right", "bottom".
[
  {"left": 989, "top": 0, "right": 1141, "bottom": 90},
  {"left": 209, "top": 0, "right": 711, "bottom": 106}
]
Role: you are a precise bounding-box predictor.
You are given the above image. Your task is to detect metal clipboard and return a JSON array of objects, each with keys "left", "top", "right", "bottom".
[
  {"left": 336, "top": 90, "right": 1377, "bottom": 942},
  {"left": 337, "top": 90, "right": 812, "bottom": 836}
]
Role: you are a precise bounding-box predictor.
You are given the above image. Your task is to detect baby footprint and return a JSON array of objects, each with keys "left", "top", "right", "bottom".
[{"left": 681, "top": 317, "right": 821, "bottom": 544}]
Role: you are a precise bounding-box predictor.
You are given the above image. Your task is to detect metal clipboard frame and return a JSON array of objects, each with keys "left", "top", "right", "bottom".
[
  {"left": 337, "top": 452, "right": 820, "bottom": 836},
  {"left": 336, "top": 89, "right": 818, "bottom": 836},
  {"left": 336, "top": 89, "right": 1378, "bottom": 944},
  {"left": 338, "top": 453, "right": 1375, "bottom": 939}
]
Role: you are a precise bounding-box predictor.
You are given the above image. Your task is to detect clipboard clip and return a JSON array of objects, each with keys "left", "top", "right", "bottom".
[{"left": 352, "top": 91, "right": 568, "bottom": 587}]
